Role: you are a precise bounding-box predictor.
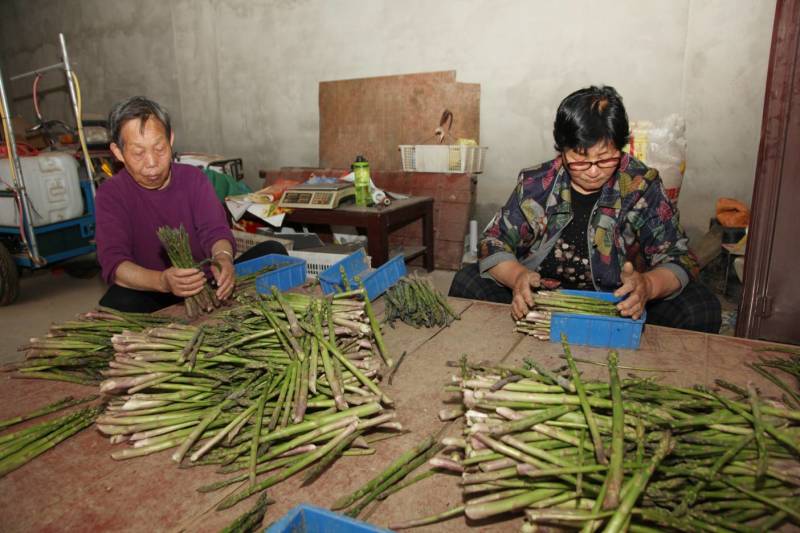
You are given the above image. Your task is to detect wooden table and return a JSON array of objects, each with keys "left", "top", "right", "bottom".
[
  {"left": 0, "top": 298, "right": 795, "bottom": 532},
  {"left": 283, "top": 196, "right": 434, "bottom": 271}
]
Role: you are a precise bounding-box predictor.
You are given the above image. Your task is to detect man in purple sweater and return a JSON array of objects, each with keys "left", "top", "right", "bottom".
[{"left": 95, "top": 96, "right": 237, "bottom": 312}]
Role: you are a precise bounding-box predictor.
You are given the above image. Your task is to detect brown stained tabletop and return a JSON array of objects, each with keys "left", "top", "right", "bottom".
[{"left": 0, "top": 298, "right": 794, "bottom": 532}]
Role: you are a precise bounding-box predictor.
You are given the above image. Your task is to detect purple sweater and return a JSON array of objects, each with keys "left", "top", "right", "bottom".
[{"left": 95, "top": 163, "right": 234, "bottom": 286}]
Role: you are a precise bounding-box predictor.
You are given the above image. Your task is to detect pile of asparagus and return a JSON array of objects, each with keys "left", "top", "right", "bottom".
[
  {"left": 95, "top": 288, "right": 402, "bottom": 510},
  {"left": 0, "top": 396, "right": 101, "bottom": 478},
  {"left": 515, "top": 291, "right": 621, "bottom": 340},
  {"left": 157, "top": 225, "right": 221, "bottom": 319},
  {"left": 384, "top": 276, "right": 460, "bottom": 329},
  {"left": 9, "top": 308, "right": 175, "bottom": 384},
  {"left": 399, "top": 338, "right": 800, "bottom": 531}
]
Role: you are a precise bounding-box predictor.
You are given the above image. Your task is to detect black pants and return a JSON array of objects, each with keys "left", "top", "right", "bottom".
[
  {"left": 99, "top": 240, "right": 289, "bottom": 313},
  {"left": 448, "top": 262, "right": 722, "bottom": 333}
]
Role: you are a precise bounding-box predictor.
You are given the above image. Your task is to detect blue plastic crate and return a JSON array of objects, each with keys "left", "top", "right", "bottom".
[
  {"left": 318, "top": 248, "right": 406, "bottom": 301},
  {"left": 548, "top": 289, "right": 646, "bottom": 350},
  {"left": 234, "top": 254, "right": 306, "bottom": 294},
  {"left": 267, "top": 504, "right": 391, "bottom": 533}
]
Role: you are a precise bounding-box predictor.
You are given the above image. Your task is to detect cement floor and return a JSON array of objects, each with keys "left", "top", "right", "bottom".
[
  {"left": 0, "top": 264, "right": 107, "bottom": 366},
  {"left": 0, "top": 271, "right": 793, "bottom": 531}
]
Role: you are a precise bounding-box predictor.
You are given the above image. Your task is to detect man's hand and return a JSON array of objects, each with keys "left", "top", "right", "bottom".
[
  {"left": 160, "top": 267, "right": 206, "bottom": 297},
  {"left": 511, "top": 269, "right": 542, "bottom": 320},
  {"left": 614, "top": 261, "right": 653, "bottom": 319},
  {"left": 211, "top": 253, "right": 236, "bottom": 301}
]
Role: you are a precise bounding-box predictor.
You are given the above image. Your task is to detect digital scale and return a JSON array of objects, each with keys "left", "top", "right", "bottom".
[{"left": 278, "top": 181, "right": 356, "bottom": 210}]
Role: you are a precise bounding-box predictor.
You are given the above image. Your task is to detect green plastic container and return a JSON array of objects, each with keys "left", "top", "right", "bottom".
[{"left": 353, "top": 155, "right": 370, "bottom": 207}]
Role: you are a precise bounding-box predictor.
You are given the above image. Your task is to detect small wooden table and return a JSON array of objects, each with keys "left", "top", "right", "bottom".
[{"left": 282, "top": 196, "right": 435, "bottom": 271}]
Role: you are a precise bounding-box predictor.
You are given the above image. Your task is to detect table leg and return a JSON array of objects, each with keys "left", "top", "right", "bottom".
[
  {"left": 723, "top": 250, "right": 732, "bottom": 297},
  {"left": 366, "top": 219, "right": 389, "bottom": 268},
  {"left": 423, "top": 201, "right": 434, "bottom": 271}
]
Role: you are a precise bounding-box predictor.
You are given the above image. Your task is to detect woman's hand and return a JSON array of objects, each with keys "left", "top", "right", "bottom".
[
  {"left": 613, "top": 262, "right": 653, "bottom": 319},
  {"left": 211, "top": 254, "right": 236, "bottom": 301},
  {"left": 511, "top": 269, "right": 542, "bottom": 320},
  {"left": 160, "top": 267, "right": 206, "bottom": 297}
]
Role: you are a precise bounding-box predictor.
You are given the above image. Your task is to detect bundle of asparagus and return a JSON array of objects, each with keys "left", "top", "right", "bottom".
[
  {"left": 157, "top": 225, "right": 220, "bottom": 319},
  {"left": 234, "top": 263, "right": 291, "bottom": 294},
  {"left": 397, "top": 339, "right": 800, "bottom": 531},
  {"left": 0, "top": 395, "right": 98, "bottom": 431},
  {"left": 0, "top": 403, "right": 102, "bottom": 478},
  {"left": 384, "top": 276, "right": 460, "bottom": 329},
  {"left": 515, "top": 291, "right": 621, "bottom": 340},
  {"left": 331, "top": 433, "right": 445, "bottom": 519},
  {"left": 218, "top": 492, "right": 273, "bottom": 533},
  {"left": 8, "top": 307, "right": 175, "bottom": 384},
  {"left": 95, "top": 288, "right": 402, "bottom": 511}
]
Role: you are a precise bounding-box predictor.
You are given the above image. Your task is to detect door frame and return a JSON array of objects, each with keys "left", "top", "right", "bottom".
[{"left": 737, "top": 0, "right": 800, "bottom": 338}]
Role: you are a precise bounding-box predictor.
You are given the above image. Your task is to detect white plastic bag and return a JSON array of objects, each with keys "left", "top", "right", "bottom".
[{"left": 628, "top": 114, "right": 687, "bottom": 203}]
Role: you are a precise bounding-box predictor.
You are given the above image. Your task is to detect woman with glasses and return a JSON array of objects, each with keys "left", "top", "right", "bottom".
[{"left": 449, "top": 85, "right": 720, "bottom": 333}]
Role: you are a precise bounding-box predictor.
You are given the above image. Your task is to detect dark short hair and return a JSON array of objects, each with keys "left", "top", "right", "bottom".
[
  {"left": 553, "top": 86, "right": 629, "bottom": 153},
  {"left": 108, "top": 96, "right": 172, "bottom": 149}
]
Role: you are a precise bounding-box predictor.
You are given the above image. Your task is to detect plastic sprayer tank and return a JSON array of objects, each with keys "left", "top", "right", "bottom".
[{"left": 0, "top": 152, "right": 84, "bottom": 227}]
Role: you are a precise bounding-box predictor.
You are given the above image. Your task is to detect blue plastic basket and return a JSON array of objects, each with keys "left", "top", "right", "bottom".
[
  {"left": 234, "top": 254, "right": 306, "bottom": 294},
  {"left": 267, "top": 504, "right": 391, "bottom": 533},
  {"left": 548, "top": 289, "right": 646, "bottom": 349},
  {"left": 318, "top": 248, "right": 406, "bottom": 301}
]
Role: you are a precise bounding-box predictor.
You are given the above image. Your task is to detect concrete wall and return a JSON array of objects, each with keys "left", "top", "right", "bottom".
[{"left": 0, "top": 0, "right": 775, "bottom": 244}]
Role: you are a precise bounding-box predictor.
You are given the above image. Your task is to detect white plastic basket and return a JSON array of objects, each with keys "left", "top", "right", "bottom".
[
  {"left": 399, "top": 144, "right": 487, "bottom": 173},
  {"left": 288, "top": 250, "right": 372, "bottom": 279},
  {"left": 232, "top": 230, "right": 293, "bottom": 257}
]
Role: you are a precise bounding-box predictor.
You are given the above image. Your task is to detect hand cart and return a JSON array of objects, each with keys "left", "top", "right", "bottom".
[{"left": 0, "top": 33, "right": 97, "bottom": 305}]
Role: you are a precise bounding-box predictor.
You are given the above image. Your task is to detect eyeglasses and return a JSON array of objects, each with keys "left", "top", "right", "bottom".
[{"left": 563, "top": 156, "right": 621, "bottom": 172}]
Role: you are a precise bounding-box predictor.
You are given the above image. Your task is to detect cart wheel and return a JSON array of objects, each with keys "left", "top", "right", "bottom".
[{"left": 0, "top": 241, "right": 20, "bottom": 306}]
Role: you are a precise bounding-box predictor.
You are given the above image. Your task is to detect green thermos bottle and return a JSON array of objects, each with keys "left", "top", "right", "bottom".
[{"left": 353, "top": 155, "right": 371, "bottom": 207}]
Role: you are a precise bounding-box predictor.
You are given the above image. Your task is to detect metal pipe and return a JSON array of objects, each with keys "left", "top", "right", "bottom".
[
  {"left": 59, "top": 33, "right": 96, "bottom": 194},
  {"left": 9, "top": 61, "right": 65, "bottom": 81},
  {"left": 0, "top": 62, "right": 43, "bottom": 264}
]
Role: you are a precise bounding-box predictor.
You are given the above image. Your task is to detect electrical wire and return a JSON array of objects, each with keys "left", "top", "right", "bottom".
[
  {"left": 32, "top": 73, "right": 43, "bottom": 122},
  {"left": 69, "top": 71, "right": 95, "bottom": 177}
]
